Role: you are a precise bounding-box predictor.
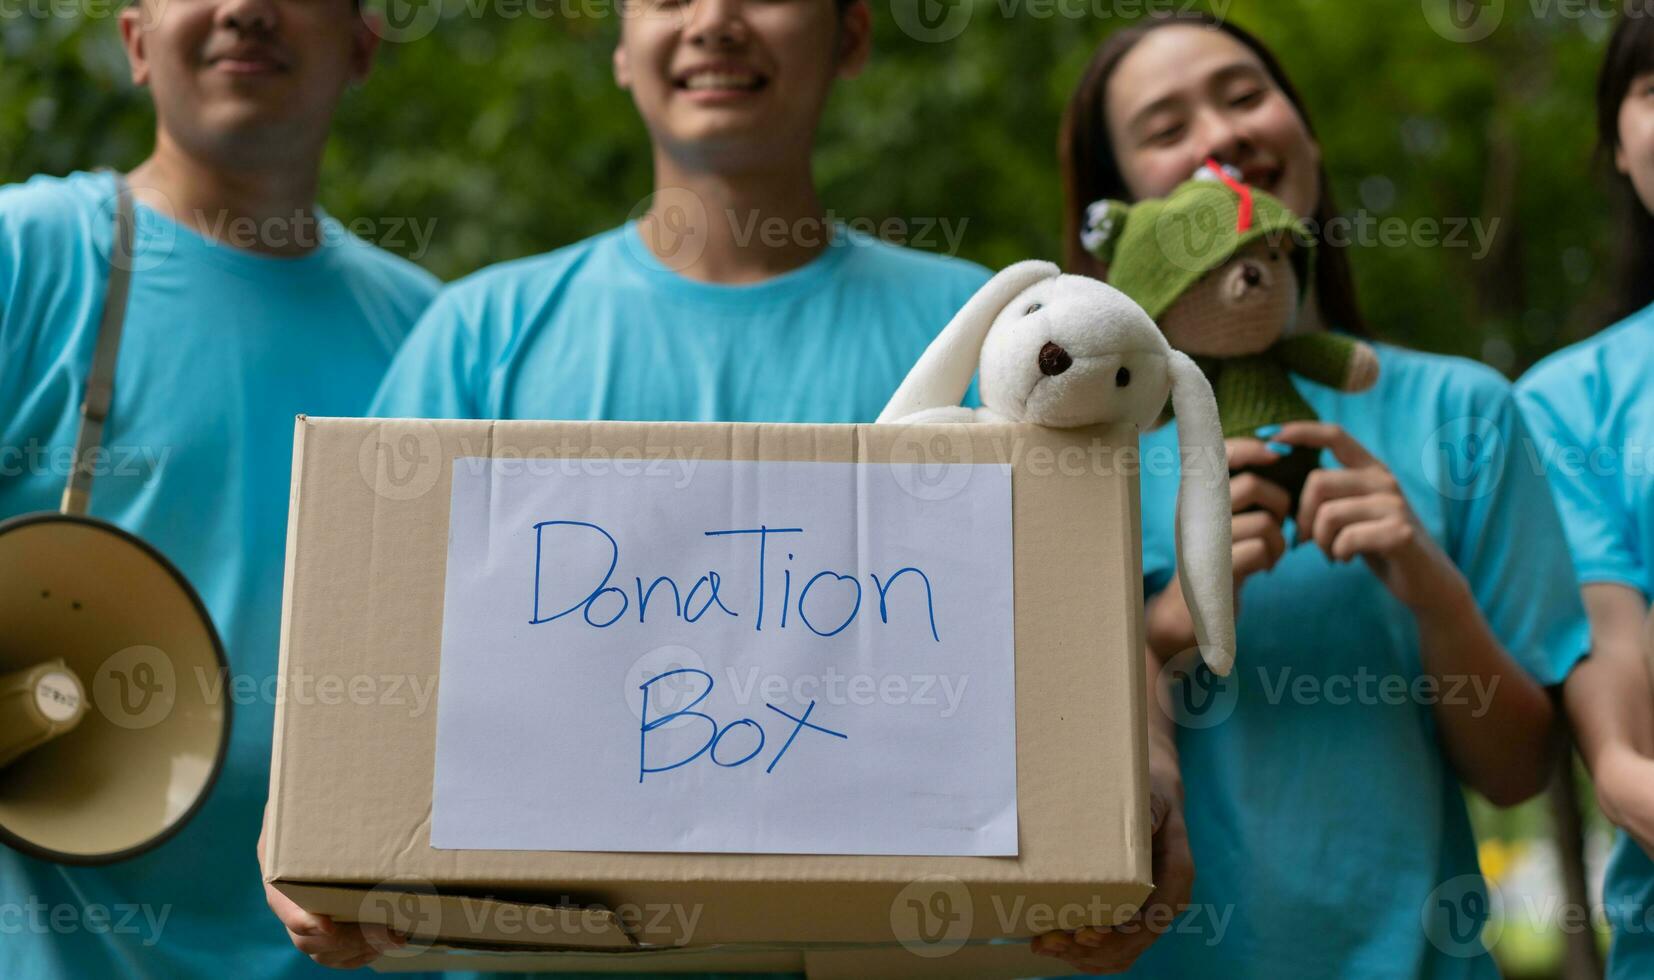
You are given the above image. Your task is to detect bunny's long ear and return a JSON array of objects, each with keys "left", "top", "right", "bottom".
[
  {"left": 878, "top": 260, "right": 1060, "bottom": 423},
  {"left": 1167, "top": 350, "right": 1236, "bottom": 676}
]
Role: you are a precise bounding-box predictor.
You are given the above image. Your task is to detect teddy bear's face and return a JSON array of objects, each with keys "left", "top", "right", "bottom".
[{"left": 1158, "top": 239, "right": 1299, "bottom": 359}]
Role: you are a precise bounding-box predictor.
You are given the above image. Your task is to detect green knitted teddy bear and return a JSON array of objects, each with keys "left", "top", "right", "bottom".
[{"left": 1082, "top": 162, "right": 1379, "bottom": 507}]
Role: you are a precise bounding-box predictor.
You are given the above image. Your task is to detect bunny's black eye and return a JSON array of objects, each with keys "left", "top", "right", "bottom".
[
  {"left": 1115, "top": 367, "right": 1132, "bottom": 388},
  {"left": 1024, "top": 303, "right": 1042, "bottom": 315}
]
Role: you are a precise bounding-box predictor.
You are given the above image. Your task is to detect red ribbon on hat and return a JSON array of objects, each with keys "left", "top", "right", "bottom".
[{"left": 1205, "top": 157, "right": 1254, "bottom": 234}]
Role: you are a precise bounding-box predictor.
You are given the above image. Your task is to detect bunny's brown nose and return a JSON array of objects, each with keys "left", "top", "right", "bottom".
[{"left": 1038, "top": 342, "right": 1072, "bottom": 377}]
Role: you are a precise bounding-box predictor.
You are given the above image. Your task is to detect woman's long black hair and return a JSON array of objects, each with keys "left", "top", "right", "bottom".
[{"left": 1599, "top": 4, "right": 1654, "bottom": 323}]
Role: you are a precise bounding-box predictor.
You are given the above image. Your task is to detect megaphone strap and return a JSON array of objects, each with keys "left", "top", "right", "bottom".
[{"left": 61, "top": 173, "right": 135, "bottom": 517}]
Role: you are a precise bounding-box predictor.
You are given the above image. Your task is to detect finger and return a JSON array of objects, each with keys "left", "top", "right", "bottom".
[
  {"left": 1225, "top": 437, "right": 1283, "bottom": 471},
  {"left": 1233, "top": 537, "right": 1281, "bottom": 581},
  {"left": 1311, "top": 495, "right": 1404, "bottom": 560},
  {"left": 297, "top": 922, "right": 375, "bottom": 963},
  {"left": 1273, "top": 421, "right": 1377, "bottom": 468},
  {"left": 360, "top": 921, "right": 408, "bottom": 954},
  {"left": 291, "top": 931, "right": 371, "bottom": 960},
  {"left": 1033, "top": 931, "right": 1075, "bottom": 955},
  {"left": 1046, "top": 924, "right": 1159, "bottom": 973},
  {"left": 1331, "top": 516, "right": 1415, "bottom": 563},
  {"left": 1297, "top": 467, "right": 1398, "bottom": 540},
  {"left": 1230, "top": 472, "right": 1291, "bottom": 522},
  {"left": 1233, "top": 511, "right": 1287, "bottom": 567},
  {"left": 268, "top": 882, "right": 335, "bottom": 939}
]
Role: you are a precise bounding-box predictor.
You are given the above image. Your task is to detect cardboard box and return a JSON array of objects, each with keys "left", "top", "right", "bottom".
[{"left": 265, "top": 417, "right": 1150, "bottom": 976}]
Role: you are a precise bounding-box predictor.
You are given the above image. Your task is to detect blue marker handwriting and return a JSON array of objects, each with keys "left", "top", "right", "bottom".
[
  {"left": 638, "top": 668, "right": 848, "bottom": 782},
  {"left": 529, "top": 521, "right": 940, "bottom": 641}
]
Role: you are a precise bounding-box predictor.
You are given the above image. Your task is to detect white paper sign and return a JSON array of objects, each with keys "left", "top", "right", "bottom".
[{"left": 431, "top": 456, "right": 1017, "bottom": 856}]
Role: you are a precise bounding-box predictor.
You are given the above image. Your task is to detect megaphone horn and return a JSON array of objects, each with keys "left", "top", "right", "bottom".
[{"left": 0, "top": 172, "right": 230, "bottom": 865}]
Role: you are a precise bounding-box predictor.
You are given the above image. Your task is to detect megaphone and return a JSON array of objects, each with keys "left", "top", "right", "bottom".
[{"left": 0, "top": 174, "right": 230, "bottom": 864}]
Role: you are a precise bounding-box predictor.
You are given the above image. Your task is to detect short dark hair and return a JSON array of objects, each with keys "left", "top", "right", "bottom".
[
  {"left": 1058, "top": 10, "right": 1370, "bottom": 338},
  {"left": 1597, "top": 1, "right": 1654, "bottom": 324}
]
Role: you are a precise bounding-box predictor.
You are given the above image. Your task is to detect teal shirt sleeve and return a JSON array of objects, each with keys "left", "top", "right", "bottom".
[
  {"left": 1449, "top": 387, "right": 1591, "bottom": 685},
  {"left": 1517, "top": 372, "right": 1646, "bottom": 595},
  {"left": 369, "top": 286, "right": 486, "bottom": 419}
]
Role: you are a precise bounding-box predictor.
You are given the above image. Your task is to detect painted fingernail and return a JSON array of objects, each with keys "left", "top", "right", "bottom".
[
  {"left": 1255, "top": 424, "right": 1282, "bottom": 438},
  {"left": 1265, "top": 441, "right": 1292, "bottom": 456}
]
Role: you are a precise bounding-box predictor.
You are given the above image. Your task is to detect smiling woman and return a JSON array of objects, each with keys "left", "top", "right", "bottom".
[{"left": 1060, "top": 11, "right": 1369, "bottom": 339}]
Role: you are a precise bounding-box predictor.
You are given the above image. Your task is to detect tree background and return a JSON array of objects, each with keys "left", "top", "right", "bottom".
[
  {"left": 2, "top": 0, "right": 1626, "bottom": 371},
  {"left": 0, "top": 1, "right": 1633, "bottom": 975}
]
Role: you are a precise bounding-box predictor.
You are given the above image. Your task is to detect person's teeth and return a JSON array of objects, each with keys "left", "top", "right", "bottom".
[{"left": 684, "top": 73, "right": 760, "bottom": 91}]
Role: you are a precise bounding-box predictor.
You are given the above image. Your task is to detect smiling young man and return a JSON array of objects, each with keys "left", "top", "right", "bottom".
[
  {"left": 272, "top": 0, "right": 986, "bottom": 968},
  {"left": 362, "top": 0, "right": 988, "bottom": 427},
  {"left": 0, "top": 1, "right": 437, "bottom": 977}
]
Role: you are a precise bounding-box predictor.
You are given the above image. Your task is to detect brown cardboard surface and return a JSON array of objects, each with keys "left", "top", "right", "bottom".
[{"left": 268, "top": 416, "right": 1151, "bottom": 960}]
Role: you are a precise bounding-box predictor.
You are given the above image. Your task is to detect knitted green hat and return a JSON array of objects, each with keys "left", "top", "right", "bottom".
[{"left": 1082, "top": 162, "right": 1314, "bottom": 320}]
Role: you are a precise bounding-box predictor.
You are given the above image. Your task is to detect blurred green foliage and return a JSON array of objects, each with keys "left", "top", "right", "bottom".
[{"left": 0, "top": 0, "right": 1629, "bottom": 372}]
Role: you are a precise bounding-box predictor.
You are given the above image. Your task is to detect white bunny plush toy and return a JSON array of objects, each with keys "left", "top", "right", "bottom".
[{"left": 878, "top": 260, "right": 1237, "bottom": 676}]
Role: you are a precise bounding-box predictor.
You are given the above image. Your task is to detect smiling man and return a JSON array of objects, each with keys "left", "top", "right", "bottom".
[
  {"left": 363, "top": 0, "right": 988, "bottom": 427},
  {"left": 0, "top": 1, "right": 437, "bottom": 977},
  {"left": 283, "top": 0, "right": 986, "bottom": 969}
]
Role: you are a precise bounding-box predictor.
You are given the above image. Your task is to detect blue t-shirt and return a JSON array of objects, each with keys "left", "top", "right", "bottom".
[
  {"left": 369, "top": 222, "right": 987, "bottom": 977},
  {"left": 0, "top": 171, "right": 438, "bottom": 979},
  {"left": 1517, "top": 307, "right": 1654, "bottom": 980},
  {"left": 370, "top": 222, "right": 988, "bottom": 422},
  {"left": 1122, "top": 342, "right": 1589, "bottom": 979}
]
